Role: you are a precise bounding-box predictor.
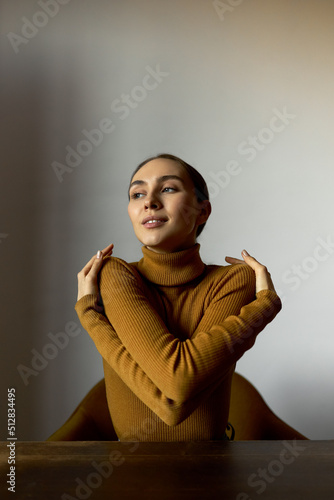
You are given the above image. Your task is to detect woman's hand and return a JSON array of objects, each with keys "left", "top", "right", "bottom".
[
  {"left": 77, "top": 243, "right": 114, "bottom": 301},
  {"left": 225, "top": 250, "right": 276, "bottom": 294}
]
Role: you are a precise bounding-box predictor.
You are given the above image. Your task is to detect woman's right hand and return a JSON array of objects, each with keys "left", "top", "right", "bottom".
[
  {"left": 77, "top": 243, "right": 114, "bottom": 301},
  {"left": 225, "top": 250, "right": 276, "bottom": 294}
]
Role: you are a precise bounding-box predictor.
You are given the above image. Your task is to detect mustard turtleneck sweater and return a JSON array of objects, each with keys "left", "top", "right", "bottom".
[{"left": 75, "top": 244, "right": 281, "bottom": 441}]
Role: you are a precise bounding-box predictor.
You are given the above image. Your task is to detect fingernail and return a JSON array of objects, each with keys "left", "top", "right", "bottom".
[
  {"left": 97, "top": 250, "right": 102, "bottom": 259},
  {"left": 242, "top": 249, "right": 249, "bottom": 257}
]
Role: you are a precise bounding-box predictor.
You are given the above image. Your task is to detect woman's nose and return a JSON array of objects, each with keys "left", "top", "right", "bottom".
[{"left": 144, "top": 195, "right": 161, "bottom": 209}]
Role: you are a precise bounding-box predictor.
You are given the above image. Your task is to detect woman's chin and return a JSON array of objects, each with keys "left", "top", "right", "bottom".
[
  {"left": 135, "top": 230, "right": 196, "bottom": 253},
  {"left": 143, "top": 240, "right": 170, "bottom": 253},
  {"left": 142, "top": 238, "right": 173, "bottom": 253},
  {"left": 137, "top": 233, "right": 168, "bottom": 249}
]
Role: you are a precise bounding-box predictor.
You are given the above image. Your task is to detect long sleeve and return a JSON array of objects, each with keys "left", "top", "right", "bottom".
[
  {"left": 75, "top": 295, "right": 220, "bottom": 425},
  {"left": 99, "top": 257, "right": 281, "bottom": 397},
  {"left": 75, "top": 256, "right": 281, "bottom": 425}
]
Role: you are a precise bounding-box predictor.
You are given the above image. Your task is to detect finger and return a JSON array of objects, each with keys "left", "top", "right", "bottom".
[
  {"left": 80, "top": 245, "right": 114, "bottom": 275},
  {"left": 101, "top": 243, "right": 114, "bottom": 255},
  {"left": 241, "top": 250, "right": 265, "bottom": 270},
  {"left": 80, "top": 253, "right": 101, "bottom": 275},
  {"left": 241, "top": 250, "right": 276, "bottom": 292},
  {"left": 225, "top": 256, "right": 245, "bottom": 265},
  {"left": 86, "top": 250, "right": 105, "bottom": 277}
]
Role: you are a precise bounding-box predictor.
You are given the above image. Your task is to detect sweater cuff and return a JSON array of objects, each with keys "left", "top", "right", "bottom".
[
  {"left": 255, "top": 289, "right": 282, "bottom": 314},
  {"left": 75, "top": 294, "right": 102, "bottom": 315}
]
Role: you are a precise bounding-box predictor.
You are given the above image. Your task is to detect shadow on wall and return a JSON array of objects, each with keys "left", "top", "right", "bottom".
[{"left": 1, "top": 47, "right": 81, "bottom": 439}]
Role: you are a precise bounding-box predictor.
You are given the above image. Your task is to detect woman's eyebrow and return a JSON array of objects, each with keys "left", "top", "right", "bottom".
[{"left": 129, "top": 175, "right": 185, "bottom": 191}]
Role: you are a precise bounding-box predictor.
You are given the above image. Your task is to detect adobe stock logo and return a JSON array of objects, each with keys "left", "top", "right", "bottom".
[
  {"left": 7, "top": 0, "right": 71, "bottom": 54},
  {"left": 61, "top": 451, "right": 125, "bottom": 500},
  {"left": 204, "top": 107, "right": 296, "bottom": 199},
  {"left": 51, "top": 64, "right": 169, "bottom": 182},
  {"left": 281, "top": 235, "right": 334, "bottom": 292},
  {"left": 237, "top": 107, "right": 296, "bottom": 163},
  {"left": 236, "top": 440, "right": 306, "bottom": 499},
  {"left": 17, "top": 321, "right": 81, "bottom": 386},
  {"left": 213, "top": 0, "right": 244, "bottom": 21}
]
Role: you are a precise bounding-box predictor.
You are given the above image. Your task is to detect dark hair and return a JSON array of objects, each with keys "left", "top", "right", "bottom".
[{"left": 129, "top": 153, "right": 209, "bottom": 237}]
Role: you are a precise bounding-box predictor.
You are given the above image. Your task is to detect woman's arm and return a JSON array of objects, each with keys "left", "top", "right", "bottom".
[
  {"left": 76, "top": 247, "right": 281, "bottom": 407},
  {"left": 76, "top": 293, "right": 230, "bottom": 425},
  {"left": 76, "top": 244, "right": 218, "bottom": 425},
  {"left": 96, "top": 255, "right": 280, "bottom": 402}
]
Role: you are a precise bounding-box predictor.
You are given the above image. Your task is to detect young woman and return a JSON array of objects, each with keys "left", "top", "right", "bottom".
[{"left": 75, "top": 154, "right": 282, "bottom": 441}]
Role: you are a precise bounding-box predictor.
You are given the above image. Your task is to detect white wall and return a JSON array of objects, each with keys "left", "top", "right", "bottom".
[{"left": 1, "top": 0, "right": 333, "bottom": 440}]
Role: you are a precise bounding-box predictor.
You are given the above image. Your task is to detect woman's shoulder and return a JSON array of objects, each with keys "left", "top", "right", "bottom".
[
  {"left": 204, "top": 262, "right": 256, "bottom": 289},
  {"left": 99, "top": 255, "right": 143, "bottom": 281},
  {"left": 206, "top": 262, "right": 254, "bottom": 279}
]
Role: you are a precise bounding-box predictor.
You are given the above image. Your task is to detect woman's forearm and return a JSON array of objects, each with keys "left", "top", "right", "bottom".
[
  {"left": 95, "top": 257, "right": 281, "bottom": 404},
  {"left": 75, "top": 294, "right": 224, "bottom": 426}
]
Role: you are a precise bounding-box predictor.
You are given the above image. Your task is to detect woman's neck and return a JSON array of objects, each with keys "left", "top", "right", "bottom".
[{"left": 137, "top": 244, "right": 205, "bottom": 286}]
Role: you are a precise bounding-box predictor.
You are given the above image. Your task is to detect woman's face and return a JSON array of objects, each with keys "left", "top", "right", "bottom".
[{"left": 128, "top": 159, "right": 210, "bottom": 253}]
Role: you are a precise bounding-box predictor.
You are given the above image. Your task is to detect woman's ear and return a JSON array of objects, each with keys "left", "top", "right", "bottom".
[{"left": 197, "top": 200, "right": 212, "bottom": 225}]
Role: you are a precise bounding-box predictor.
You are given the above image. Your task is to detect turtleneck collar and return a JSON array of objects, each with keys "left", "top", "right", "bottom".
[{"left": 137, "top": 243, "right": 206, "bottom": 286}]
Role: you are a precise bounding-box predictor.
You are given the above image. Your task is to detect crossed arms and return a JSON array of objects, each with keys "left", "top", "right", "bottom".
[{"left": 75, "top": 255, "right": 281, "bottom": 425}]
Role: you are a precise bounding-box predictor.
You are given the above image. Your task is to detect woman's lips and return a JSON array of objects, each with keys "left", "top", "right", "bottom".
[{"left": 142, "top": 219, "right": 167, "bottom": 229}]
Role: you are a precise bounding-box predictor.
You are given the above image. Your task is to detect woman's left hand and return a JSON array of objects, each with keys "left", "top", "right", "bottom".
[
  {"left": 77, "top": 243, "right": 114, "bottom": 301},
  {"left": 225, "top": 250, "right": 276, "bottom": 294}
]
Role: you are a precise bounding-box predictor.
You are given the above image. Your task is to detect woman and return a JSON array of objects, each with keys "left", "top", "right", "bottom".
[{"left": 75, "top": 154, "right": 282, "bottom": 441}]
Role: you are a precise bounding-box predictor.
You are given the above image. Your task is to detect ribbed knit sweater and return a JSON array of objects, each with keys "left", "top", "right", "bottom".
[{"left": 75, "top": 244, "right": 282, "bottom": 441}]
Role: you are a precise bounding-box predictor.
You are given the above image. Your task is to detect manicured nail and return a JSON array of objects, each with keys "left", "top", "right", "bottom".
[
  {"left": 242, "top": 249, "right": 249, "bottom": 257},
  {"left": 97, "top": 250, "right": 102, "bottom": 259}
]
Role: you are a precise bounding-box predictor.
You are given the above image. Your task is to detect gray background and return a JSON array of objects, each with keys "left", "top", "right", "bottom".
[{"left": 1, "top": 0, "right": 333, "bottom": 440}]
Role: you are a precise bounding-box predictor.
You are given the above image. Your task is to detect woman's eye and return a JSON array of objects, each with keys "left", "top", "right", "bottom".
[{"left": 130, "top": 187, "right": 176, "bottom": 198}]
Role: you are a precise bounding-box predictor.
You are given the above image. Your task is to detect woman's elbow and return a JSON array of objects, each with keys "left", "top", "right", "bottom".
[
  {"left": 161, "top": 375, "right": 195, "bottom": 407},
  {"left": 155, "top": 400, "right": 190, "bottom": 427}
]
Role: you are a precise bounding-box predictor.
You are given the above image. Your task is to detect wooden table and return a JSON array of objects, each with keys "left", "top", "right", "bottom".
[{"left": 1, "top": 440, "right": 333, "bottom": 499}]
